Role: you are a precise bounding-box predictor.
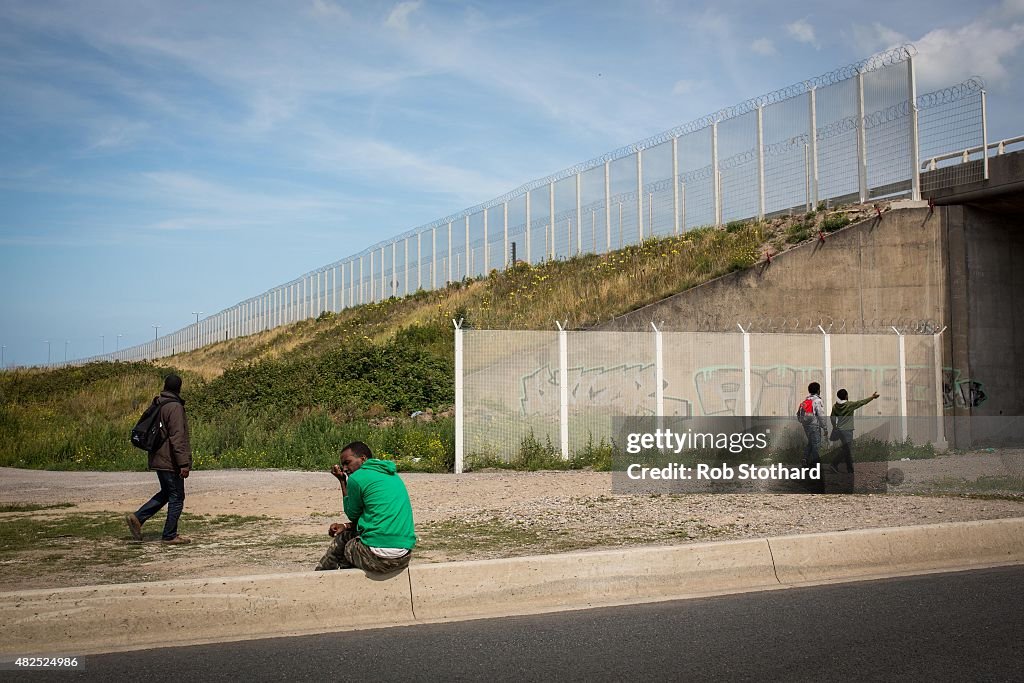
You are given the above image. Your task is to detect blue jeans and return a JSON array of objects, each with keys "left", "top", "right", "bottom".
[
  {"left": 135, "top": 470, "right": 186, "bottom": 540},
  {"left": 803, "top": 424, "right": 822, "bottom": 466}
]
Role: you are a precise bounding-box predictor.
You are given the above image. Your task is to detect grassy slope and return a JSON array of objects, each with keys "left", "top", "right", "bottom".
[{"left": 0, "top": 205, "right": 875, "bottom": 471}]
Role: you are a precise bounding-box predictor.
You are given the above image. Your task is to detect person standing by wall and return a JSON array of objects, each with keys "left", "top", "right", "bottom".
[
  {"left": 798, "top": 381, "right": 829, "bottom": 468},
  {"left": 829, "top": 389, "right": 880, "bottom": 474}
]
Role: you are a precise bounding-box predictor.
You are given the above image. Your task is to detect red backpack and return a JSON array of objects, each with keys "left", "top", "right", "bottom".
[{"left": 796, "top": 397, "right": 815, "bottom": 425}]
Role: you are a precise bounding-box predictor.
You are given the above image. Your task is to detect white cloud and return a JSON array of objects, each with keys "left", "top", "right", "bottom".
[
  {"left": 787, "top": 19, "right": 818, "bottom": 48},
  {"left": 852, "top": 19, "right": 1024, "bottom": 91},
  {"left": 751, "top": 38, "right": 776, "bottom": 56},
  {"left": 385, "top": 1, "right": 422, "bottom": 32},
  {"left": 851, "top": 22, "right": 908, "bottom": 55},
  {"left": 914, "top": 23, "right": 1024, "bottom": 90},
  {"left": 672, "top": 79, "right": 698, "bottom": 95},
  {"left": 310, "top": 0, "right": 350, "bottom": 20}
]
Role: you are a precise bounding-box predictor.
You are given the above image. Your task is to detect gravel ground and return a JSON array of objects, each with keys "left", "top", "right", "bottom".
[{"left": 0, "top": 449, "right": 1021, "bottom": 591}]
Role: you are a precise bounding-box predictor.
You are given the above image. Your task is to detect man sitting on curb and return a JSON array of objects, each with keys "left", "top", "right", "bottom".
[{"left": 315, "top": 441, "right": 416, "bottom": 573}]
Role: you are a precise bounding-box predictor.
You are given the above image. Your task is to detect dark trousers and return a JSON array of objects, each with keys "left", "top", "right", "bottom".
[
  {"left": 832, "top": 429, "right": 855, "bottom": 473},
  {"left": 135, "top": 470, "right": 186, "bottom": 540}
]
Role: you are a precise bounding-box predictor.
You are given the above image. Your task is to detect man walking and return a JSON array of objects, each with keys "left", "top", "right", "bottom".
[
  {"left": 125, "top": 374, "right": 192, "bottom": 544},
  {"left": 316, "top": 441, "right": 415, "bottom": 573},
  {"left": 829, "top": 389, "right": 880, "bottom": 474}
]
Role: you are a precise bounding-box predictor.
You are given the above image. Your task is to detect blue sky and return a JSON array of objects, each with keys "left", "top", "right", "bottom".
[{"left": 1, "top": 0, "right": 1023, "bottom": 366}]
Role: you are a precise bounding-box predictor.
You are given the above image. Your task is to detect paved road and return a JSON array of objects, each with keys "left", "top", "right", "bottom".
[{"left": 11, "top": 566, "right": 1023, "bottom": 682}]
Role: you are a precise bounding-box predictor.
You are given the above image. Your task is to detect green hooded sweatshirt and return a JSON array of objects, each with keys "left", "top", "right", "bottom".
[
  {"left": 344, "top": 459, "right": 416, "bottom": 549},
  {"left": 830, "top": 396, "right": 876, "bottom": 432}
]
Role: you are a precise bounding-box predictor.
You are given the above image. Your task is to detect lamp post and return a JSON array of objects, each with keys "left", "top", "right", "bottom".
[
  {"left": 152, "top": 324, "right": 160, "bottom": 356},
  {"left": 1, "top": 345, "right": 5, "bottom": 369},
  {"left": 116, "top": 333, "right": 122, "bottom": 352},
  {"left": 44, "top": 340, "right": 50, "bottom": 364},
  {"left": 192, "top": 311, "right": 203, "bottom": 325},
  {"left": 101, "top": 335, "right": 105, "bottom": 355},
  {"left": 64, "top": 340, "right": 69, "bottom": 363}
]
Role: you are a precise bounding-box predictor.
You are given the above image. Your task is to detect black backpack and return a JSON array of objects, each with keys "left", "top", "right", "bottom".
[{"left": 130, "top": 397, "right": 182, "bottom": 452}]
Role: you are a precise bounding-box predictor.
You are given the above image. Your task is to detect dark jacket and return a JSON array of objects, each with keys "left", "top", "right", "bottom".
[{"left": 148, "top": 391, "right": 192, "bottom": 471}]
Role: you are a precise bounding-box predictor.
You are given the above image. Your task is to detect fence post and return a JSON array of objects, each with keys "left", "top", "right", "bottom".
[
  {"left": 525, "top": 191, "right": 532, "bottom": 264},
  {"left": 857, "top": 71, "right": 869, "bottom": 204},
  {"left": 819, "top": 324, "right": 832, "bottom": 411},
  {"left": 447, "top": 221, "right": 453, "bottom": 284},
  {"left": 416, "top": 233, "right": 421, "bottom": 292},
  {"left": 680, "top": 180, "right": 686, "bottom": 232},
  {"left": 757, "top": 105, "right": 765, "bottom": 220},
  {"left": 555, "top": 321, "right": 570, "bottom": 460},
  {"left": 503, "top": 202, "right": 509, "bottom": 268},
  {"left": 431, "top": 227, "right": 436, "bottom": 290},
  {"left": 464, "top": 215, "right": 470, "bottom": 278},
  {"left": 981, "top": 89, "right": 989, "bottom": 181},
  {"left": 604, "top": 160, "right": 612, "bottom": 253},
  {"left": 712, "top": 121, "right": 721, "bottom": 226},
  {"left": 809, "top": 86, "right": 819, "bottom": 207},
  {"left": 738, "top": 323, "right": 751, "bottom": 417},
  {"left": 483, "top": 209, "right": 488, "bottom": 274},
  {"left": 548, "top": 181, "right": 555, "bottom": 260},
  {"left": 575, "top": 172, "right": 582, "bottom": 255},
  {"left": 892, "top": 326, "right": 909, "bottom": 441},
  {"left": 908, "top": 54, "right": 921, "bottom": 200},
  {"left": 636, "top": 149, "right": 644, "bottom": 241},
  {"left": 651, "top": 322, "right": 664, "bottom": 418},
  {"left": 804, "top": 143, "right": 811, "bottom": 212},
  {"left": 453, "top": 318, "right": 464, "bottom": 474},
  {"left": 672, "top": 136, "right": 680, "bottom": 235},
  {"left": 404, "top": 237, "right": 409, "bottom": 296},
  {"left": 933, "top": 326, "right": 948, "bottom": 450}
]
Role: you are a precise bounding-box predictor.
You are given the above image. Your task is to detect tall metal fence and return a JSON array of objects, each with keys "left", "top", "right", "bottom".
[
  {"left": 82, "top": 46, "right": 992, "bottom": 365},
  {"left": 454, "top": 326, "right": 946, "bottom": 473}
]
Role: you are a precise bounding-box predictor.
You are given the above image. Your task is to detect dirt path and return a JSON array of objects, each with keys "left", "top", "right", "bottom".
[{"left": 1, "top": 449, "right": 1021, "bottom": 592}]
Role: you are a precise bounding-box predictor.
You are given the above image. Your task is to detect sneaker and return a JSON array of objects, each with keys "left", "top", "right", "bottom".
[
  {"left": 125, "top": 513, "right": 143, "bottom": 541},
  {"left": 161, "top": 535, "right": 191, "bottom": 545}
]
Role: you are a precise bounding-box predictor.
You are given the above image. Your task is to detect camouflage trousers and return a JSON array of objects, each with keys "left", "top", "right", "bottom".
[{"left": 315, "top": 527, "right": 411, "bottom": 573}]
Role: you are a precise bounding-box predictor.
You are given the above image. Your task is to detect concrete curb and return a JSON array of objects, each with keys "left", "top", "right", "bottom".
[{"left": 2, "top": 518, "right": 1022, "bottom": 657}]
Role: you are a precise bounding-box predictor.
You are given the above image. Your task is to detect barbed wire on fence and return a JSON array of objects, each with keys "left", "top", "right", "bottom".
[
  {"left": 680, "top": 317, "right": 944, "bottom": 334},
  {"left": 80, "top": 54, "right": 993, "bottom": 366}
]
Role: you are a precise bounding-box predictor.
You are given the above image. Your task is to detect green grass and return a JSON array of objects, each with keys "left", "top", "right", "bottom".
[
  {"left": 0, "top": 502, "right": 75, "bottom": 513},
  {"left": 0, "top": 209, "right": 878, "bottom": 473},
  {"left": 466, "top": 433, "right": 615, "bottom": 472},
  {"left": 0, "top": 511, "right": 269, "bottom": 554},
  {"left": 415, "top": 513, "right": 735, "bottom": 556}
]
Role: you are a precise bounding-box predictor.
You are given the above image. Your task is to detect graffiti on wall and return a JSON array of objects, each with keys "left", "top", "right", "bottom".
[
  {"left": 519, "top": 363, "right": 691, "bottom": 417},
  {"left": 516, "top": 362, "right": 983, "bottom": 418},
  {"left": 942, "top": 368, "right": 987, "bottom": 409}
]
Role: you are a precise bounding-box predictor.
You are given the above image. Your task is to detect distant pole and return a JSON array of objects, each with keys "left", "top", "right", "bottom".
[
  {"left": 101, "top": 335, "right": 105, "bottom": 355},
  {"left": 44, "top": 340, "right": 50, "bottom": 364},
  {"left": 1, "top": 345, "right": 5, "bottom": 368},
  {"left": 64, "top": 340, "right": 69, "bottom": 363},
  {"left": 116, "top": 334, "right": 122, "bottom": 352},
  {"left": 193, "top": 311, "right": 203, "bottom": 325},
  {"left": 153, "top": 324, "right": 160, "bottom": 355}
]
